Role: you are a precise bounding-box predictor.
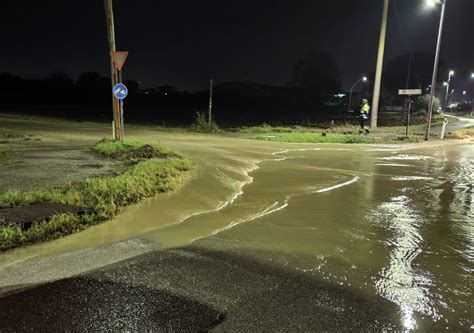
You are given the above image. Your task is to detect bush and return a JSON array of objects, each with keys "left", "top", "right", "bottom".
[
  {"left": 190, "top": 111, "right": 220, "bottom": 133},
  {"left": 414, "top": 95, "right": 441, "bottom": 115}
]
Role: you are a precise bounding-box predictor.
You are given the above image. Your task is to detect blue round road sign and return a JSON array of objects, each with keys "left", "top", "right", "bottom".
[{"left": 113, "top": 83, "right": 128, "bottom": 100}]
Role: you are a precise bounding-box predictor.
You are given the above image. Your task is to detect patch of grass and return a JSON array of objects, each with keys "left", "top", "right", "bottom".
[
  {"left": 235, "top": 124, "right": 296, "bottom": 134},
  {"left": 0, "top": 141, "right": 192, "bottom": 251},
  {"left": 251, "top": 132, "right": 383, "bottom": 144},
  {"left": 0, "top": 145, "right": 15, "bottom": 164},
  {"left": 0, "top": 128, "right": 25, "bottom": 139},
  {"left": 447, "top": 126, "right": 474, "bottom": 139},
  {"left": 235, "top": 115, "right": 460, "bottom": 144},
  {"left": 93, "top": 138, "right": 177, "bottom": 160}
]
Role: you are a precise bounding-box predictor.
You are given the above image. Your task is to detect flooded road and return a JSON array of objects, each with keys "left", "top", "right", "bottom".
[{"left": 0, "top": 116, "right": 473, "bottom": 330}]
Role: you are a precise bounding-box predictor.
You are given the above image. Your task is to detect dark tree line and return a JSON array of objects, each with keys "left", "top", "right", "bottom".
[{"left": 0, "top": 50, "right": 437, "bottom": 126}]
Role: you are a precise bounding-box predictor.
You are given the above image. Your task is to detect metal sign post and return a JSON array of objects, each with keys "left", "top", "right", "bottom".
[
  {"left": 399, "top": 89, "right": 422, "bottom": 137},
  {"left": 208, "top": 78, "right": 214, "bottom": 125},
  {"left": 440, "top": 117, "right": 449, "bottom": 140},
  {"left": 406, "top": 97, "right": 412, "bottom": 137},
  {"left": 113, "top": 82, "right": 128, "bottom": 142}
]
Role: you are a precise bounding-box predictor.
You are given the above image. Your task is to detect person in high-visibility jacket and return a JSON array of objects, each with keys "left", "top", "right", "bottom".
[{"left": 359, "top": 99, "right": 370, "bottom": 134}]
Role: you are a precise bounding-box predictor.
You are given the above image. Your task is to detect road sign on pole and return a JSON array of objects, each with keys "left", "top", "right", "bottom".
[
  {"left": 398, "top": 88, "right": 421, "bottom": 138},
  {"left": 398, "top": 89, "right": 422, "bottom": 96},
  {"left": 113, "top": 83, "right": 128, "bottom": 100},
  {"left": 110, "top": 51, "right": 128, "bottom": 70}
]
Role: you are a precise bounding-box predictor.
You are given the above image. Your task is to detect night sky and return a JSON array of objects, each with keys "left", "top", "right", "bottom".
[{"left": 1, "top": 0, "right": 473, "bottom": 91}]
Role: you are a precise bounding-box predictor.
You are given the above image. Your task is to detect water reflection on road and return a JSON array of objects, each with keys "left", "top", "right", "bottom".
[
  {"left": 178, "top": 143, "right": 473, "bottom": 331},
  {"left": 372, "top": 195, "right": 433, "bottom": 330}
]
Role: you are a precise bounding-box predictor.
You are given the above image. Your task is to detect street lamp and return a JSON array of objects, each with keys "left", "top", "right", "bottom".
[
  {"left": 444, "top": 70, "right": 454, "bottom": 112},
  {"left": 425, "top": 0, "right": 447, "bottom": 140},
  {"left": 348, "top": 76, "right": 368, "bottom": 112}
]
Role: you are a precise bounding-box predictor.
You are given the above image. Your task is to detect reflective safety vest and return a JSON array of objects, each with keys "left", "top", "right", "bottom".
[{"left": 361, "top": 103, "right": 370, "bottom": 113}]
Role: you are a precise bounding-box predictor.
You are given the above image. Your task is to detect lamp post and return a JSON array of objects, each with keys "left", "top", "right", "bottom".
[
  {"left": 444, "top": 70, "right": 454, "bottom": 112},
  {"left": 348, "top": 76, "right": 368, "bottom": 112},
  {"left": 425, "top": 0, "right": 447, "bottom": 140}
]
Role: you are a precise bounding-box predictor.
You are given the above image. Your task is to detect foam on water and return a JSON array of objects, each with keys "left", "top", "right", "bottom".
[
  {"left": 314, "top": 176, "right": 360, "bottom": 193},
  {"left": 377, "top": 154, "right": 435, "bottom": 161},
  {"left": 391, "top": 176, "right": 434, "bottom": 181},
  {"left": 375, "top": 163, "right": 413, "bottom": 167},
  {"left": 211, "top": 201, "right": 289, "bottom": 236}
]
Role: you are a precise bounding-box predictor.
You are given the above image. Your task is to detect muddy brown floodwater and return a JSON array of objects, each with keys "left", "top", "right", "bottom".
[{"left": 0, "top": 115, "right": 473, "bottom": 330}]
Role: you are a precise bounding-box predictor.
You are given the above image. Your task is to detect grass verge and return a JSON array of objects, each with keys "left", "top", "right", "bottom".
[
  {"left": 0, "top": 145, "right": 15, "bottom": 164},
  {"left": 447, "top": 126, "right": 474, "bottom": 139},
  {"left": 93, "top": 138, "right": 178, "bottom": 160},
  {"left": 252, "top": 132, "right": 380, "bottom": 144},
  {"left": 0, "top": 128, "right": 25, "bottom": 140},
  {"left": 236, "top": 116, "right": 453, "bottom": 144},
  {"left": 0, "top": 139, "right": 192, "bottom": 251}
]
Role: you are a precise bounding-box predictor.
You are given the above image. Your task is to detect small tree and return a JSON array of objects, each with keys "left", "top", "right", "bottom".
[
  {"left": 414, "top": 94, "right": 441, "bottom": 116},
  {"left": 190, "top": 111, "right": 220, "bottom": 133}
]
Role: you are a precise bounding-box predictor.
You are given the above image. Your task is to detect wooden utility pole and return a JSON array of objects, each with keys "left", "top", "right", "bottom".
[
  {"left": 104, "top": 0, "right": 121, "bottom": 141},
  {"left": 371, "top": 0, "right": 389, "bottom": 130},
  {"left": 208, "top": 78, "right": 214, "bottom": 125}
]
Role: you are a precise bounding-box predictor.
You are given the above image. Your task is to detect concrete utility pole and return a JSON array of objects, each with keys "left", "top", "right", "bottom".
[
  {"left": 425, "top": 0, "right": 447, "bottom": 140},
  {"left": 104, "top": 0, "right": 121, "bottom": 141},
  {"left": 371, "top": 0, "right": 389, "bottom": 130},
  {"left": 208, "top": 78, "right": 214, "bottom": 125}
]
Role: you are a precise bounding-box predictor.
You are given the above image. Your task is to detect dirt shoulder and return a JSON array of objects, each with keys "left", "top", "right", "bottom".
[{"left": 0, "top": 136, "right": 125, "bottom": 193}]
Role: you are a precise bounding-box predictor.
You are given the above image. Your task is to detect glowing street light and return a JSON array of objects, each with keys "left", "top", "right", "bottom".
[
  {"left": 348, "top": 76, "right": 368, "bottom": 112},
  {"left": 425, "top": 0, "right": 447, "bottom": 140},
  {"left": 426, "top": 0, "right": 444, "bottom": 7},
  {"left": 444, "top": 70, "right": 454, "bottom": 112}
]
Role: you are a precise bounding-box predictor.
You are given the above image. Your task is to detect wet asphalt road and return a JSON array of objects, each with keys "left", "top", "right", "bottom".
[
  {"left": 0, "top": 246, "right": 402, "bottom": 332},
  {"left": 1, "top": 115, "right": 473, "bottom": 331}
]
